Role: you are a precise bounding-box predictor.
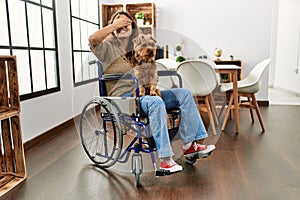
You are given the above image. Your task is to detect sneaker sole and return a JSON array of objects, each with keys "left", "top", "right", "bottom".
[
  {"left": 184, "top": 146, "right": 215, "bottom": 159},
  {"left": 184, "top": 151, "right": 212, "bottom": 159},
  {"left": 160, "top": 166, "right": 183, "bottom": 173}
]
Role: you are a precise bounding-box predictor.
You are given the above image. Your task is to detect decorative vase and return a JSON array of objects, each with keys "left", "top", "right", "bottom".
[{"left": 136, "top": 19, "right": 144, "bottom": 26}]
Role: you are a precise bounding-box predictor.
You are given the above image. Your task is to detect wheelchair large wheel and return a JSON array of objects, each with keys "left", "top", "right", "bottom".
[{"left": 80, "top": 97, "right": 123, "bottom": 168}]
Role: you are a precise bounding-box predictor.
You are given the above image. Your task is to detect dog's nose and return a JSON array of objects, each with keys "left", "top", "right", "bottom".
[{"left": 149, "top": 49, "right": 153, "bottom": 54}]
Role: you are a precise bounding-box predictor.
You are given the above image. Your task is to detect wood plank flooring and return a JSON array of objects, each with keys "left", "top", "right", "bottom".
[{"left": 1, "top": 105, "right": 300, "bottom": 200}]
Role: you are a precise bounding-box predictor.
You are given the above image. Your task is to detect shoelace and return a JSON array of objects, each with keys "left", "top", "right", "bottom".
[
  {"left": 161, "top": 157, "right": 176, "bottom": 166},
  {"left": 168, "top": 158, "right": 176, "bottom": 166},
  {"left": 194, "top": 142, "right": 206, "bottom": 150}
]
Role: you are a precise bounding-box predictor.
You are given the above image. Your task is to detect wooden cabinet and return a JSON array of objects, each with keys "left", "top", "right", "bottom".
[
  {"left": 102, "top": 2, "right": 156, "bottom": 36},
  {"left": 0, "top": 56, "right": 26, "bottom": 197}
]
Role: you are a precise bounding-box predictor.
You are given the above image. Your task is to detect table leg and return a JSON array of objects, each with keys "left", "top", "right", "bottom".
[{"left": 232, "top": 69, "right": 239, "bottom": 133}]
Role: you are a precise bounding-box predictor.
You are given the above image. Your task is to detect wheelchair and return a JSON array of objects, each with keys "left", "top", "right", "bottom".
[{"left": 79, "top": 60, "right": 195, "bottom": 186}]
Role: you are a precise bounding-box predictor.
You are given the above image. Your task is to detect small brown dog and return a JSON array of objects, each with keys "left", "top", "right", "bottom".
[{"left": 132, "top": 34, "right": 161, "bottom": 97}]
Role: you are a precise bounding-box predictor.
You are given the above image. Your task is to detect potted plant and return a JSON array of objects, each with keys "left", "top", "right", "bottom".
[
  {"left": 176, "top": 56, "right": 186, "bottom": 63},
  {"left": 135, "top": 12, "right": 145, "bottom": 26}
]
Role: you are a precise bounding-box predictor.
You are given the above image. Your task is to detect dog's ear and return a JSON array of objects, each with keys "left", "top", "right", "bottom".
[
  {"left": 133, "top": 36, "right": 139, "bottom": 47},
  {"left": 133, "top": 34, "right": 145, "bottom": 47},
  {"left": 149, "top": 35, "right": 156, "bottom": 43},
  {"left": 143, "top": 34, "right": 156, "bottom": 43}
]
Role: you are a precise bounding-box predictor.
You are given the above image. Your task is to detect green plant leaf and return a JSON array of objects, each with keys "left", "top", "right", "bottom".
[
  {"left": 176, "top": 56, "right": 186, "bottom": 62},
  {"left": 135, "top": 12, "right": 145, "bottom": 19}
]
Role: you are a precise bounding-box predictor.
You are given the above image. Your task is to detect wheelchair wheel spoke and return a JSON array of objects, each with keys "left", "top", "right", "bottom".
[{"left": 79, "top": 97, "right": 123, "bottom": 168}]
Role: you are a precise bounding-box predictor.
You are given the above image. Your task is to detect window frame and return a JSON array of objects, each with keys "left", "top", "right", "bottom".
[
  {"left": 0, "top": 0, "right": 60, "bottom": 101},
  {"left": 69, "top": 0, "right": 101, "bottom": 87}
]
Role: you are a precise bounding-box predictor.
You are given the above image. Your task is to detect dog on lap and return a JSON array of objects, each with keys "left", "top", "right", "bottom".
[{"left": 132, "top": 34, "right": 161, "bottom": 97}]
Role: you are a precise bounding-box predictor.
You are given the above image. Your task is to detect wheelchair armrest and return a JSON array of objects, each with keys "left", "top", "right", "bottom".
[
  {"left": 101, "top": 73, "right": 141, "bottom": 98},
  {"left": 88, "top": 60, "right": 98, "bottom": 65},
  {"left": 102, "top": 73, "right": 134, "bottom": 81},
  {"left": 157, "top": 70, "right": 182, "bottom": 88}
]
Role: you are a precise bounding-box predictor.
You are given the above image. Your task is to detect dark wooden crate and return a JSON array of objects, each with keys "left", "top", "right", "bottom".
[
  {"left": 126, "top": 3, "right": 156, "bottom": 26},
  {"left": 101, "top": 4, "right": 124, "bottom": 27},
  {"left": 0, "top": 56, "right": 26, "bottom": 197}
]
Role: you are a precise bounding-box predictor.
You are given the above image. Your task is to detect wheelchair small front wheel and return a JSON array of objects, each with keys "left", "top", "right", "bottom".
[
  {"left": 135, "top": 161, "right": 141, "bottom": 187},
  {"left": 132, "top": 153, "right": 143, "bottom": 187},
  {"left": 79, "top": 97, "right": 123, "bottom": 168}
]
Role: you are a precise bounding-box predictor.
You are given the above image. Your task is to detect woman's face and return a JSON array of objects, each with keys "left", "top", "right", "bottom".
[{"left": 113, "top": 14, "right": 133, "bottom": 39}]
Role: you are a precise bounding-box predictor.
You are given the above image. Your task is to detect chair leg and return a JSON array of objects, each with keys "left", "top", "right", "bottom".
[
  {"left": 218, "top": 96, "right": 227, "bottom": 119},
  {"left": 229, "top": 91, "right": 233, "bottom": 120},
  {"left": 248, "top": 97, "right": 254, "bottom": 123},
  {"left": 204, "top": 96, "right": 217, "bottom": 135},
  {"left": 209, "top": 94, "right": 219, "bottom": 126},
  {"left": 221, "top": 93, "right": 234, "bottom": 131},
  {"left": 251, "top": 94, "right": 265, "bottom": 132}
]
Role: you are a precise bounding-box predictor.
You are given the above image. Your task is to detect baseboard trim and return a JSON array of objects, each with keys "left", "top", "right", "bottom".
[
  {"left": 240, "top": 100, "right": 269, "bottom": 106},
  {"left": 257, "top": 100, "right": 269, "bottom": 106},
  {"left": 24, "top": 118, "right": 75, "bottom": 151}
]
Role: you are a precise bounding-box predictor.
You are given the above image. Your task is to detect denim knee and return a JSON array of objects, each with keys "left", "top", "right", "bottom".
[
  {"left": 181, "top": 88, "right": 193, "bottom": 98},
  {"left": 175, "top": 88, "right": 193, "bottom": 103},
  {"left": 141, "top": 96, "right": 166, "bottom": 114}
]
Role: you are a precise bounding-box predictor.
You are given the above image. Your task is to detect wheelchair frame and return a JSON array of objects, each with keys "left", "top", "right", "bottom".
[{"left": 79, "top": 60, "right": 183, "bottom": 186}]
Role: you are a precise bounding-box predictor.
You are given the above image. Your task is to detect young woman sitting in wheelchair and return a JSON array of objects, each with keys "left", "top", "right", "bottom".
[{"left": 88, "top": 11, "right": 215, "bottom": 173}]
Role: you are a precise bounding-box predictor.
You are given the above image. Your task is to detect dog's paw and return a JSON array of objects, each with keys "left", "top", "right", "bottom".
[
  {"left": 153, "top": 89, "right": 161, "bottom": 97},
  {"left": 150, "top": 89, "right": 160, "bottom": 96},
  {"left": 150, "top": 91, "right": 158, "bottom": 96},
  {"left": 139, "top": 87, "right": 146, "bottom": 96}
]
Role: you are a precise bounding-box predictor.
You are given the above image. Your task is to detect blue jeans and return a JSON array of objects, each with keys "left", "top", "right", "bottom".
[{"left": 140, "top": 88, "right": 208, "bottom": 158}]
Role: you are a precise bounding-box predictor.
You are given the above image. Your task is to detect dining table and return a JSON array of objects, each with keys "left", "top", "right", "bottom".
[{"left": 214, "top": 64, "right": 242, "bottom": 133}]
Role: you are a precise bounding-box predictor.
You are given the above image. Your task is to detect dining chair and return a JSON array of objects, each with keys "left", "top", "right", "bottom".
[
  {"left": 156, "top": 58, "right": 178, "bottom": 70},
  {"left": 177, "top": 60, "right": 220, "bottom": 135},
  {"left": 220, "top": 58, "right": 271, "bottom": 132}
]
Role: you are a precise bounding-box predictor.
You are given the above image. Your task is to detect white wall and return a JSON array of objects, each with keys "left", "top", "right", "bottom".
[
  {"left": 20, "top": 0, "right": 278, "bottom": 142},
  {"left": 20, "top": 0, "right": 98, "bottom": 142},
  {"left": 273, "top": 0, "right": 300, "bottom": 94},
  {"left": 106, "top": 0, "right": 275, "bottom": 100},
  {"left": 268, "top": 0, "right": 279, "bottom": 87}
]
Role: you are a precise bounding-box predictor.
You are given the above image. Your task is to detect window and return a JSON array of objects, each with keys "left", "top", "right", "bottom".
[
  {"left": 70, "top": 0, "right": 100, "bottom": 86},
  {"left": 0, "top": 0, "right": 60, "bottom": 101}
]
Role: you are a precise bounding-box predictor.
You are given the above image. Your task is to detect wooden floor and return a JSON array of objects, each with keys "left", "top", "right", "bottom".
[{"left": 1, "top": 105, "right": 300, "bottom": 200}]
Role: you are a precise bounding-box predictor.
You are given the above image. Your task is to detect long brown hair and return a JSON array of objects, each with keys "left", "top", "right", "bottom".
[{"left": 109, "top": 11, "right": 139, "bottom": 65}]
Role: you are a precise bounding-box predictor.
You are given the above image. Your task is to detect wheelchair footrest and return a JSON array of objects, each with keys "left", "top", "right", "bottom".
[
  {"left": 144, "top": 136, "right": 156, "bottom": 150},
  {"left": 155, "top": 169, "right": 171, "bottom": 176}
]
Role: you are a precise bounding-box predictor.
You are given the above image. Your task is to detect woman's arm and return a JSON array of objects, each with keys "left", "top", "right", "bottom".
[{"left": 88, "top": 17, "right": 132, "bottom": 46}]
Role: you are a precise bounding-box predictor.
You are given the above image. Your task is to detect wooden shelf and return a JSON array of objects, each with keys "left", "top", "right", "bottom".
[
  {"left": 126, "top": 3, "right": 156, "bottom": 27},
  {"left": 0, "top": 109, "right": 19, "bottom": 121},
  {"left": 101, "top": 3, "right": 123, "bottom": 28},
  {"left": 0, "top": 176, "right": 25, "bottom": 196},
  {"left": 0, "top": 56, "right": 26, "bottom": 197}
]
